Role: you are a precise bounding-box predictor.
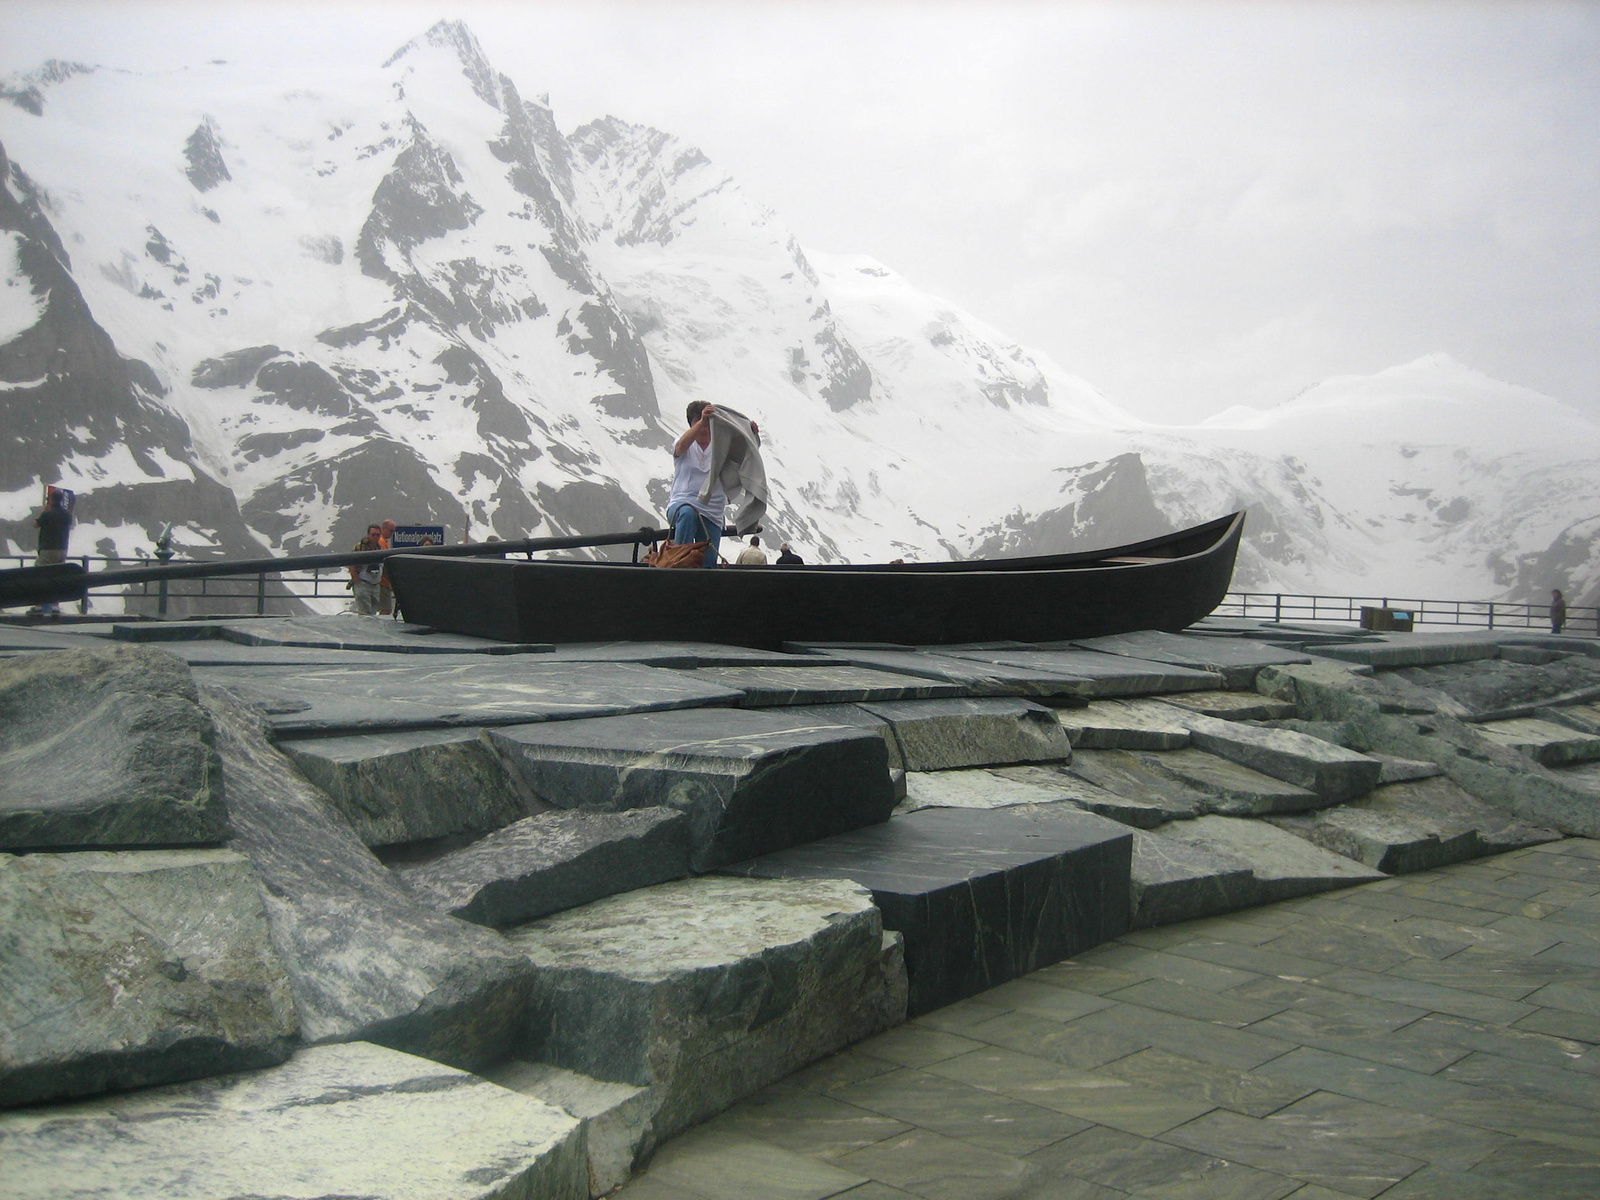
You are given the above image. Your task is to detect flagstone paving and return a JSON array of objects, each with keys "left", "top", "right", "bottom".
[{"left": 615, "top": 838, "right": 1600, "bottom": 1199}]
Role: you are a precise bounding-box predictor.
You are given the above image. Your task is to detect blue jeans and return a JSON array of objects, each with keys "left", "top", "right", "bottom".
[{"left": 667, "top": 504, "right": 722, "bottom": 568}]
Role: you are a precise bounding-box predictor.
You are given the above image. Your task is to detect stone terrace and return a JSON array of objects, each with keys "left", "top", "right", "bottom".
[
  {"left": 618, "top": 838, "right": 1600, "bottom": 1200},
  {"left": 2, "top": 615, "right": 1599, "bottom": 1197}
]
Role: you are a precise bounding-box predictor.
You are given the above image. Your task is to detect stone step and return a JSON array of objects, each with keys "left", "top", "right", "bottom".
[
  {"left": 1149, "top": 747, "right": 1328, "bottom": 816},
  {"left": 791, "top": 644, "right": 1103, "bottom": 697},
  {"left": 934, "top": 647, "right": 1224, "bottom": 697},
  {"left": 280, "top": 727, "right": 539, "bottom": 847},
  {"left": 1, "top": 645, "right": 225, "bottom": 851},
  {"left": 1129, "top": 829, "right": 1257, "bottom": 929},
  {"left": 207, "top": 615, "right": 555, "bottom": 656},
  {"left": 397, "top": 807, "right": 691, "bottom": 927},
  {"left": 723, "top": 806, "right": 1132, "bottom": 1016},
  {"left": 1143, "top": 815, "right": 1387, "bottom": 912},
  {"left": 204, "top": 686, "right": 535, "bottom": 1070},
  {"left": 1369, "top": 753, "right": 1445, "bottom": 784},
  {"left": 1062, "top": 630, "right": 1314, "bottom": 689},
  {"left": 1064, "top": 748, "right": 1208, "bottom": 825},
  {"left": 1161, "top": 708, "right": 1384, "bottom": 803},
  {"left": 503, "top": 876, "right": 905, "bottom": 1149},
  {"left": 484, "top": 1060, "right": 653, "bottom": 1196},
  {"left": 1160, "top": 691, "right": 1299, "bottom": 722},
  {"left": 897, "top": 767, "right": 1081, "bottom": 814},
  {"left": 488, "top": 708, "right": 896, "bottom": 872},
  {"left": 670, "top": 663, "right": 965, "bottom": 707},
  {"left": 0, "top": 1041, "right": 589, "bottom": 1200},
  {"left": 1301, "top": 634, "right": 1504, "bottom": 668},
  {"left": 192, "top": 658, "right": 745, "bottom": 736},
  {"left": 1264, "top": 775, "right": 1562, "bottom": 874},
  {"left": 0, "top": 847, "right": 297, "bottom": 1110},
  {"left": 776, "top": 696, "right": 1073, "bottom": 772},
  {"left": 1474, "top": 716, "right": 1600, "bottom": 766},
  {"left": 1058, "top": 698, "right": 1192, "bottom": 750},
  {"left": 544, "top": 641, "right": 802, "bottom": 667}
]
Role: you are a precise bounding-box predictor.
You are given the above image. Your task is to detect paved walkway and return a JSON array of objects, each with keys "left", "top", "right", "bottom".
[{"left": 617, "top": 839, "right": 1600, "bottom": 1199}]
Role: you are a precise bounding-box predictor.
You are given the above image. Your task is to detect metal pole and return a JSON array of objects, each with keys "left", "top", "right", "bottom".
[
  {"left": 1487, "top": 602, "right": 1495, "bottom": 630},
  {"left": 257, "top": 573, "right": 267, "bottom": 616}
]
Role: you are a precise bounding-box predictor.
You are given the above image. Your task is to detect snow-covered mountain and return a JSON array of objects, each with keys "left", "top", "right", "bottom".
[{"left": 2, "top": 21, "right": 1597, "bottom": 608}]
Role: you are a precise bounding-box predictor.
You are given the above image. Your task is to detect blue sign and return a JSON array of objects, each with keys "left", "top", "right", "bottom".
[{"left": 391, "top": 525, "right": 446, "bottom": 548}]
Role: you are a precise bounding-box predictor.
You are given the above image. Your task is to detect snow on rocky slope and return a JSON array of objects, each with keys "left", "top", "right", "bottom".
[{"left": 1, "top": 20, "right": 1596, "bottom": 608}]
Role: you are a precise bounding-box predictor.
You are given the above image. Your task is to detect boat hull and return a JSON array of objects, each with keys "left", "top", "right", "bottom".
[{"left": 387, "top": 513, "right": 1244, "bottom": 649}]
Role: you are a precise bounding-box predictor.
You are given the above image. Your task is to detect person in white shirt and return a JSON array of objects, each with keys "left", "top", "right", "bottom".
[
  {"left": 736, "top": 535, "right": 768, "bottom": 565},
  {"left": 668, "top": 401, "right": 727, "bottom": 567}
]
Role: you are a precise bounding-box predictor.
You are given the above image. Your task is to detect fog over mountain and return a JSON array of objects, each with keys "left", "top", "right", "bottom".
[{"left": 2, "top": 21, "right": 1597, "bottom": 607}]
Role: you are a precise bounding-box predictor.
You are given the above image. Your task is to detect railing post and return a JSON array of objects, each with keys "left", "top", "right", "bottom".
[
  {"left": 1274, "top": 593, "right": 1282, "bottom": 622},
  {"left": 1487, "top": 602, "right": 1495, "bottom": 630},
  {"left": 257, "top": 573, "right": 268, "bottom": 616}
]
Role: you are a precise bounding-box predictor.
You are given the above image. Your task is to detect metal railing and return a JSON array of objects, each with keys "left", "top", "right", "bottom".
[
  {"left": 1221, "top": 591, "right": 1597, "bottom": 634},
  {"left": 0, "top": 527, "right": 677, "bottom": 617}
]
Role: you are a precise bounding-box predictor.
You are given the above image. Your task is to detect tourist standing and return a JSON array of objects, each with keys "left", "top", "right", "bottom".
[
  {"left": 776, "top": 542, "right": 803, "bottom": 565},
  {"left": 736, "top": 535, "right": 767, "bottom": 565},
  {"left": 1551, "top": 588, "right": 1568, "bottom": 634},
  {"left": 348, "top": 524, "right": 384, "bottom": 615},
  {"left": 32, "top": 490, "right": 72, "bottom": 617},
  {"left": 377, "top": 518, "right": 396, "bottom": 614}
]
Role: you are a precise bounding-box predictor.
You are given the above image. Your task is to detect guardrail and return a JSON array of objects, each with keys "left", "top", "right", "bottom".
[
  {"left": 0, "top": 527, "right": 678, "bottom": 616},
  {"left": 1220, "top": 591, "right": 1596, "bottom": 634}
]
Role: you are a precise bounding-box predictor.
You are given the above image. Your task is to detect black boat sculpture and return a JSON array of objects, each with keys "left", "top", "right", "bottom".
[{"left": 387, "top": 511, "right": 1245, "bottom": 650}]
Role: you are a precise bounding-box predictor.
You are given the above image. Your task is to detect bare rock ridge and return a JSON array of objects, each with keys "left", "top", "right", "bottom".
[{"left": 2, "top": 616, "right": 1596, "bottom": 1195}]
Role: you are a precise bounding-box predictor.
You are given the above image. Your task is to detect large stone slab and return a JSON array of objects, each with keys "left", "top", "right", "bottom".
[
  {"left": 1151, "top": 747, "right": 1328, "bottom": 816},
  {"left": 1390, "top": 656, "right": 1600, "bottom": 721},
  {"left": 792, "top": 645, "right": 1107, "bottom": 697},
  {"left": 208, "top": 616, "right": 555, "bottom": 655},
  {"left": 1256, "top": 662, "right": 1600, "bottom": 839},
  {"left": 986, "top": 762, "right": 1185, "bottom": 829},
  {"left": 1166, "top": 708, "right": 1384, "bottom": 803},
  {"left": 724, "top": 806, "right": 1133, "bottom": 1015},
  {"left": 1303, "top": 634, "right": 1505, "bottom": 668},
  {"left": 1149, "top": 815, "right": 1388, "bottom": 901},
  {"left": 937, "top": 647, "right": 1223, "bottom": 696},
  {"left": 0, "top": 1041, "right": 588, "bottom": 1200},
  {"left": 1161, "top": 691, "right": 1299, "bottom": 721},
  {"left": 1058, "top": 698, "right": 1192, "bottom": 749},
  {"left": 505, "top": 876, "right": 905, "bottom": 1145},
  {"left": 0, "top": 848, "right": 296, "bottom": 1109},
  {"left": 398, "top": 807, "right": 690, "bottom": 927},
  {"left": 0, "top": 645, "right": 224, "bottom": 850},
  {"left": 204, "top": 686, "right": 534, "bottom": 1069},
  {"left": 125, "top": 642, "right": 435, "bottom": 667},
  {"left": 1474, "top": 716, "right": 1600, "bottom": 766},
  {"left": 1266, "top": 775, "right": 1563, "bottom": 873},
  {"left": 280, "top": 728, "right": 538, "bottom": 847},
  {"left": 489, "top": 708, "right": 896, "bottom": 871},
  {"left": 896, "top": 767, "right": 1080, "bottom": 813},
  {"left": 486, "top": 1060, "right": 653, "bottom": 1196},
  {"left": 192, "top": 658, "right": 745, "bottom": 735},
  {"left": 1064, "top": 630, "right": 1314, "bottom": 688},
  {"left": 1129, "top": 829, "right": 1257, "bottom": 928},
  {"left": 543, "top": 640, "right": 802, "bottom": 667},
  {"left": 1063, "top": 748, "right": 1209, "bottom": 825},
  {"left": 855, "top": 696, "right": 1074, "bottom": 770},
  {"left": 677, "top": 663, "right": 965, "bottom": 707}
]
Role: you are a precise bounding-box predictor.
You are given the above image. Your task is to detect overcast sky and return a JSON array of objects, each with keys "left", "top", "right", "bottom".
[{"left": 2, "top": 0, "right": 1596, "bottom": 423}]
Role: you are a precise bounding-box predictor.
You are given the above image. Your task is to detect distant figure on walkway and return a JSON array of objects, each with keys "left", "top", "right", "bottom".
[
  {"left": 32, "top": 490, "right": 73, "bottom": 616},
  {"left": 776, "top": 541, "right": 803, "bottom": 565},
  {"left": 378, "top": 518, "right": 396, "bottom": 614},
  {"left": 348, "top": 524, "right": 383, "bottom": 615},
  {"left": 1551, "top": 588, "right": 1567, "bottom": 634},
  {"left": 736, "top": 535, "right": 767, "bottom": 566}
]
